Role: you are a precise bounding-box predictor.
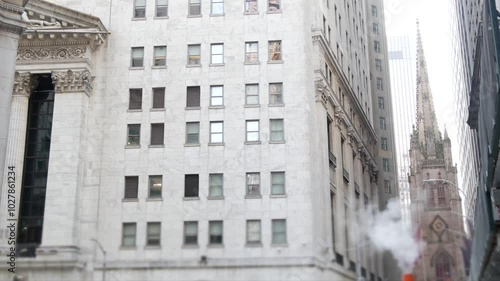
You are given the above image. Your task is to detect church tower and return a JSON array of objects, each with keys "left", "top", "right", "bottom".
[{"left": 408, "top": 22, "right": 466, "bottom": 281}]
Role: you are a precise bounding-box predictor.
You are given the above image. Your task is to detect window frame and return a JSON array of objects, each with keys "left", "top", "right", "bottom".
[
  {"left": 122, "top": 222, "right": 137, "bottom": 247},
  {"left": 375, "top": 59, "right": 382, "bottom": 71},
  {"left": 153, "top": 45, "right": 167, "bottom": 66},
  {"left": 209, "top": 173, "right": 224, "bottom": 197},
  {"left": 124, "top": 176, "right": 139, "bottom": 199},
  {"left": 210, "top": 85, "right": 224, "bottom": 106},
  {"left": 186, "top": 122, "right": 200, "bottom": 144},
  {"left": 271, "top": 172, "right": 286, "bottom": 195},
  {"left": 268, "top": 0, "right": 281, "bottom": 12},
  {"left": 378, "top": 96, "right": 385, "bottom": 109},
  {"left": 211, "top": 0, "right": 224, "bottom": 15},
  {"left": 210, "top": 43, "right": 224, "bottom": 64},
  {"left": 210, "top": 121, "right": 224, "bottom": 144},
  {"left": 245, "top": 42, "right": 259, "bottom": 63},
  {"left": 129, "top": 88, "right": 143, "bottom": 110},
  {"left": 244, "top": 0, "right": 258, "bottom": 13},
  {"left": 209, "top": 220, "right": 223, "bottom": 244},
  {"left": 372, "top": 23, "right": 379, "bottom": 35},
  {"left": 374, "top": 41, "right": 381, "bottom": 53},
  {"left": 376, "top": 78, "right": 383, "bottom": 90},
  {"left": 379, "top": 117, "right": 386, "bottom": 130},
  {"left": 246, "top": 220, "right": 261, "bottom": 244},
  {"left": 383, "top": 158, "right": 390, "bottom": 172},
  {"left": 269, "top": 83, "right": 284, "bottom": 105},
  {"left": 245, "top": 84, "right": 259, "bottom": 105},
  {"left": 268, "top": 40, "right": 282, "bottom": 62},
  {"left": 381, "top": 137, "right": 388, "bottom": 151},
  {"left": 272, "top": 219, "right": 287, "bottom": 244},
  {"left": 270, "top": 119, "right": 285, "bottom": 141},
  {"left": 152, "top": 87, "right": 165, "bottom": 109},
  {"left": 150, "top": 123, "right": 164, "bottom": 145},
  {"left": 246, "top": 120, "right": 260, "bottom": 142},
  {"left": 148, "top": 175, "right": 163, "bottom": 198},
  {"left": 371, "top": 5, "right": 377, "bottom": 17},
  {"left": 246, "top": 172, "right": 261, "bottom": 196},
  {"left": 189, "top": 0, "right": 202, "bottom": 16},
  {"left": 147, "top": 222, "right": 161, "bottom": 246},
  {"left": 184, "top": 174, "right": 200, "bottom": 198},
  {"left": 384, "top": 180, "right": 391, "bottom": 194},
  {"left": 133, "top": 0, "right": 146, "bottom": 19},
  {"left": 184, "top": 221, "right": 198, "bottom": 245},
  {"left": 127, "top": 124, "right": 141, "bottom": 146},
  {"left": 187, "top": 44, "right": 201, "bottom": 65},
  {"left": 155, "top": 0, "right": 168, "bottom": 17},
  {"left": 186, "top": 86, "right": 201, "bottom": 107},
  {"left": 131, "top": 47, "right": 145, "bottom": 67}
]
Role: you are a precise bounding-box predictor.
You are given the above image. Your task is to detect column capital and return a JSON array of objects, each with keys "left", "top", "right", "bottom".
[
  {"left": 12, "top": 71, "right": 31, "bottom": 97},
  {"left": 51, "top": 69, "right": 94, "bottom": 95}
]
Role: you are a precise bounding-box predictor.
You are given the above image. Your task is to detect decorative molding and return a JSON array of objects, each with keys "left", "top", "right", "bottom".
[
  {"left": 51, "top": 70, "right": 94, "bottom": 94},
  {"left": 0, "top": 22, "right": 23, "bottom": 34},
  {"left": 17, "top": 46, "right": 86, "bottom": 60},
  {"left": 0, "top": 0, "right": 24, "bottom": 13},
  {"left": 314, "top": 79, "right": 329, "bottom": 106},
  {"left": 12, "top": 71, "right": 31, "bottom": 97}
]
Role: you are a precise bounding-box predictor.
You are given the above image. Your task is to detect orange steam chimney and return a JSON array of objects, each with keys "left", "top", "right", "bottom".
[{"left": 402, "top": 273, "right": 414, "bottom": 281}]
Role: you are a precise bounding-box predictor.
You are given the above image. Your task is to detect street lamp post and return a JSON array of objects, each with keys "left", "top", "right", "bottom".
[{"left": 91, "top": 238, "right": 106, "bottom": 281}]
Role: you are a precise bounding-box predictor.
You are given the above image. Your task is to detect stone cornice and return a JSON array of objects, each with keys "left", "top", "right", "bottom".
[
  {"left": 0, "top": 0, "right": 28, "bottom": 35},
  {"left": 51, "top": 70, "right": 94, "bottom": 95}
]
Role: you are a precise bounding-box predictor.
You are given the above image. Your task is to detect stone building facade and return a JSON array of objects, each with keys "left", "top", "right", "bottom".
[
  {"left": 0, "top": 0, "right": 399, "bottom": 280},
  {"left": 408, "top": 25, "right": 466, "bottom": 281}
]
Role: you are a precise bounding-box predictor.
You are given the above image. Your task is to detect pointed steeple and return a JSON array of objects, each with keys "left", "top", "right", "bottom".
[{"left": 414, "top": 20, "right": 442, "bottom": 159}]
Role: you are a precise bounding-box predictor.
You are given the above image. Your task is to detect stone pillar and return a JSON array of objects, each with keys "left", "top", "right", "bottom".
[
  {"left": 0, "top": 0, "right": 27, "bottom": 224},
  {"left": 0, "top": 72, "right": 30, "bottom": 246},
  {"left": 37, "top": 70, "right": 93, "bottom": 259}
]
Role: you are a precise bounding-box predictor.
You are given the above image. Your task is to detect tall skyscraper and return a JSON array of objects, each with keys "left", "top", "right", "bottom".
[
  {"left": 387, "top": 35, "right": 416, "bottom": 225},
  {"left": 408, "top": 25, "right": 466, "bottom": 281},
  {"left": 0, "top": 0, "right": 399, "bottom": 280}
]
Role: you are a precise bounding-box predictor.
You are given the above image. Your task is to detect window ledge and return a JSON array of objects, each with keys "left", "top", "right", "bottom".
[
  {"left": 125, "top": 145, "right": 141, "bottom": 149},
  {"left": 187, "top": 15, "right": 202, "bottom": 18},
  {"left": 129, "top": 67, "right": 145, "bottom": 70},
  {"left": 270, "top": 194, "right": 287, "bottom": 198},
  {"left": 244, "top": 62, "right": 260, "bottom": 65},
  {"left": 186, "top": 64, "right": 201, "bottom": 68},
  {"left": 154, "top": 16, "right": 169, "bottom": 20},
  {"left": 146, "top": 198, "right": 163, "bottom": 202},
  {"left": 208, "top": 196, "right": 225, "bottom": 200},
  {"left": 269, "top": 104, "right": 285, "bottom": 107},
  {"left": 245, "top": 242, "right": 263, "bottom": 247},
  {"left": 150, "top": 108, "right": 165, "bottom": 112},
  {"left": 271, "top": 243, "right": 288, "bottom": 247},
  {"left": 245, "top": 141, "right": 261, "bottom": 145},
  {"left": 210, "top": 13, "right": 225, "bottom": 17},
  {"left": 268, "top": 60, "right": 283, "bottom": 64},
  {"left": 209, "top": 142, "right": 225, "bottom": 146},
  {"left": 243, "top": 12, "right": 259, "bottom": 15},
  {"left": 131, "top": 17, "right": 146, "bottom": 21},
  {"left": 183, "top": 197, "right": 200, "bottom": 201},
  {"left": 152, "top": 65, "right": 167, "bottom": 69},
  {"left": 145, "top": 245, "right": 161, "bottom": 249},
  {"left": 245, "top": 104, "right": 260, "bottom": 108},
  {"left": 127, "top": 109, "right": 142, "bottom": 112},
  {"left": 269, "top": 140, "right": 286, "bottom": 144},
  {"left": 245, "top": 195, "right": 262, "bottom": 199},
  {"left": 182, "top": 245, "right": 199, "bottom": 249},
  {"left": 185, "top": 143, "right": 201, "bottom": 147},
  {"left": 120, "top": 246, "right": 137, "bottom": 250},
  {"left": 209, "top": 63, "right": 225, "bottom": 67},
  {"left": 267, "top": 10, "right": 282, "bottom": 14},
  {"left": 209, "top": 105, "right": 225, "bottom": 109},
  {"left": 185, "top": 107, "right": 201, "bottom": 110},
  {"left": 122, "top": 198, "right": 139, "bottom": 202},
  {"left": 207, "top": 244, "right": 224, "bottom": 248},
  {"left": 149, "top": 144, "right": 165, "bottom": 148}
]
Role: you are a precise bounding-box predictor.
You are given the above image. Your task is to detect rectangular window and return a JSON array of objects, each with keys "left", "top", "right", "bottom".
[
  {"left": 375, "top": 59, "right": 382, "bottom": 71},
  {"left": 211, "top": 0, "right": 224, "bottom": 15},
  {"left": 184, "top": 221, "right": 198, "bottom": 245},
  {"left": 268, "top": 0, "right": 281, "bottom": 11},
  {"left": 270, "top": 119, "right": 284, "bottom": 141},
  {"left": 150, "top": 123, "right": 164, "bottom": 145},
  {"left": 246, "top": 220, "right": 261, "bottom": 243},
  {"left": 245, "top": 42, "right": 259, "bottom": 63},
  {"left": 246, "top": 172, "right": 260, "bottom": 196},
  {"left": 189, "top": 0, "right": 201, "bottom": 16},
  {"left": 147, "top": 222, "right": 161, "bottom": 246},
  {"left": 378, "top": 97, "right": 384, "bottom": 109},
  {"left": 124, "top": 176, "right": 139, "bottom": 198},
  {"left": 152, "top": 88, "right": 165, "bottom": 109},
  {"left": 271, "top": 172, "right": 285, "bottom": 195},
  {"left": 186, "top": 86, "right": 201, "bottom": 107},
  {"left": 129, "top": 89, "right": 142, "bottom": 109},
  {"left": 184, "top": 174, "right": 199, "bottom": 197},
  {"left": 245, "top": 0, "right": 258, "bottom": 13},
  {"left": 373, "top": 23, "right": 379, "bottom": 35},
  {"left": 374, "top": 41, "right": 380, "bottom": 53},
  {"left": 377, "top": 78, "right": 383, "bottom": 90},
  {"left": 131, "top": 47, "right": 144, "bottom": 67},
  {"left": 210, "top": 121, "right": 224, "bottom": 143},
  {"left": 211, "top": 43, "right": 224, "bottom": 64},
  {"left": 272, "top": 219, "right": 287, "bottom": 244},
  {"left": 209, "top": 221, "right": 223, "bottom": 244},
  {"left": 186, "top": 122, "right": 200, "bottom": 144},
  {"left": 269, "top": 83, "right": 283, "bottom": 104},
  {"left": 384, "top": 180, "right": 391, "bottom": 194},
  {"left": 371, "top": 5, "right": 377, "bottom": 17},
  {"left": 268, "top": 41, "right": 282, "bottom": 61},
  {"left": 156, "top": 0, "right": 168, "bottom": 17},
  {"left": 122, "top": 223, "right": 137, "bottom": 247},
  {"left": 245, "top": 84, "right": 259, "bottom": 105},
  {"left": 187, "top": 44, "right": 201, "bottom": 65},
  {"left": 381, "top": 138, "right": 388, "bottom": 151},
  {"left": 209, "top": 173, "right": 223, "bottom": 197},
  {"left": 153, "top": 46, "right": 166, "bottom": 66},
  {"left": 210, "top": 85, "right": 224, "bottom": 106},
  {"left": 246, "top": 120, "right": 260, "bottom": 141},
  {"left": 383, "top": 158, "right": 390, "bottom": 172},
  {"left": 134, "top": 0, "right": 146, "bottom": 18},
  {"left": 127, "top": 124, "right": 141, "bottom": 146},
  {"left": 149, "top": 175, "right": 162, "bottom": 198},
  {"left": 379, "top": 117, "right": 386, "bottom": 130}
]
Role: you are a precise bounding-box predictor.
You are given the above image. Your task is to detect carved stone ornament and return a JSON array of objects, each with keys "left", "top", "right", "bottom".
[
  {"left": 13, "top": 72, "right": 31, "bottom": 97},
  {"left": 314, "top": 79, "right": 329, "bottom": 105},
  {"left": 334, "top": 108, "right": 345, "bottom": 126},
  {"left": 51, "top": 70, "right": 94, "bottom": 94},
  {"left": 17, "top": 47, "right": 86, "bottom": 61}
]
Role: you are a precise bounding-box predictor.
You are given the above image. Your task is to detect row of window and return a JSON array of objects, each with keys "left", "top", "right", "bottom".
[
  {"left": 130, "top": 41, "right": 281, "bottom": 67},
  {"left": 128, "top": 84, "right": 284, "bottom": 110},
  {"left": 122, "top": 219, "right": 287, "bottom": 247},
  {"left": 124, "top": 172, "right": 287, "bottom": 199},
  {"left": 126, "top": 119, "right": 285, "bottom": 146},
  {"left": 133, "top": 0, "right": 280, "bottom": 18}
]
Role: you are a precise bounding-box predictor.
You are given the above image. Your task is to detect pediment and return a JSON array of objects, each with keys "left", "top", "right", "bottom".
[{"left": 17, "top": 0, "right": 108, "bottom": 61}]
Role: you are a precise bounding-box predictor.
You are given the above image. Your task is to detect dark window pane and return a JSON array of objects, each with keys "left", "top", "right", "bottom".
[
  {"left": 184, "top": 175, "right": 199, "bottom": 197},
  {"left": 186, "top": 87, "right": 200, "bottom": 107},
  {"left": 151, "top": 124, "right": 164, "bottom": 145},
  {"left": 129, "top": 89, "right": 142, "bottom": 109},
  {"left": 153, "top": 88, "right": 165, "bottom": 108},
  {"left": 125, "top": 176, "right": 139, "bottom": 198}
]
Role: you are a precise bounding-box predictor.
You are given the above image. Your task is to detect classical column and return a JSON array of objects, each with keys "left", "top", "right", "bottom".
[
  {"left": 0, "top": 72, "right": 31, "bottom": 248},
  {"left": 0, "top": 0, "right": 27, "bottom": 225},
  {"left": 37, "top": 70, "right": 93, "bottom": 259}
]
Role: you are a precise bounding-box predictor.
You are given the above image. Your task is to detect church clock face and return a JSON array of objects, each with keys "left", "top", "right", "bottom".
[
  {"left": 431, "top": 216, "right": 447, "bottom": 237},
  {"left": 433, "top": 220, "right": 445, "bottom": 232}
]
